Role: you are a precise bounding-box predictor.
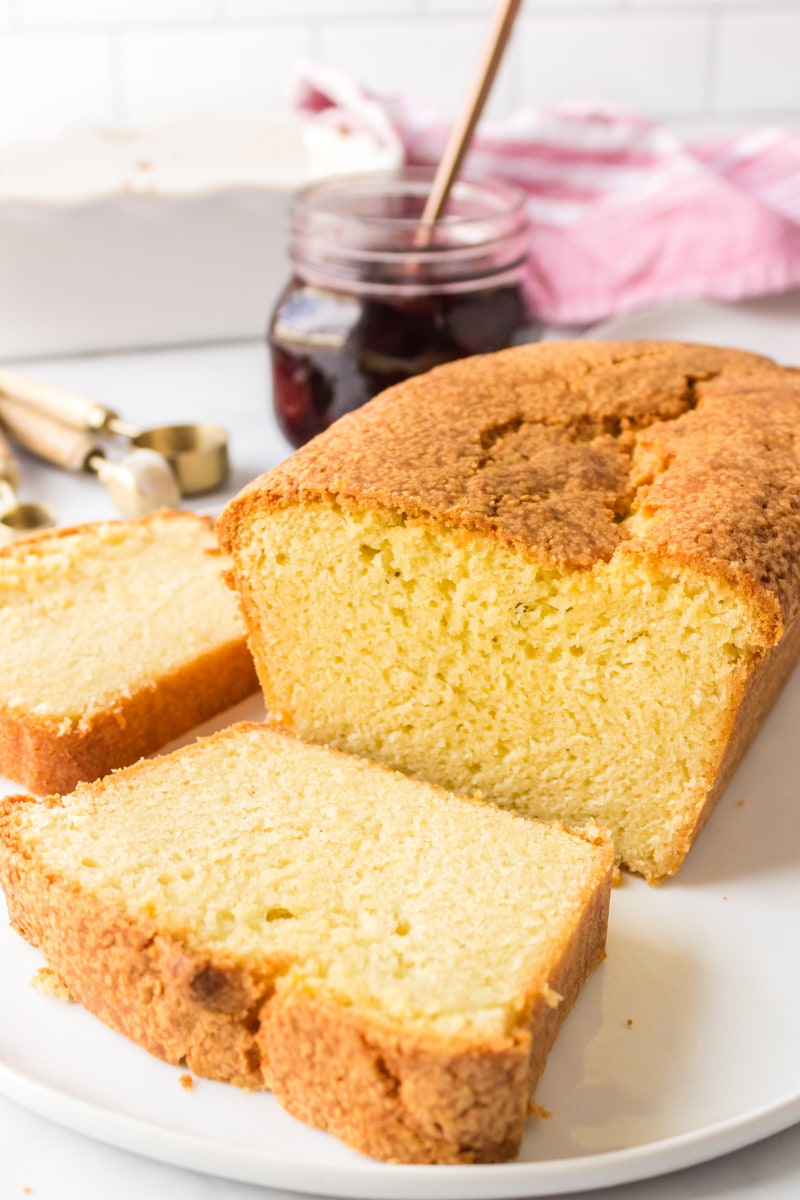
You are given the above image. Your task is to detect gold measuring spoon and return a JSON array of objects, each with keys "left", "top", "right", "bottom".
[
  {"left": 0, "top": 399, "right": 180, "bottom": 519},
  {"left": 0, "top": 425, "right": 56, "bottom": 544},
  {"left": 0, "top": 367, "right": 229, "bottom": 496}
]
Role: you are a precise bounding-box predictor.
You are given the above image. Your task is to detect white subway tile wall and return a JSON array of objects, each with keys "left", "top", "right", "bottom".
[
  {"left": 0, "top": 33, "right": 114, "bottom": 140},
  {"left": 20, "top": 1, "right": 217, "bottom": 24},
  {"left": 0, "top": 1, "right": 798, "bottom": 140},
  {"left": 519, "top": 14, "right": 710, "bottom": 114},
  {"left": 319, "top": 16, "right": 518, "bottom": 118},
  {"left": 716, "top": 10, "right": 800, "bottom": 112},
  {"left": 118, "top": 26, "right": 311, "bottom": 123},
  {"left": 227, "top": 1, "right": 422, "bottom": 16}
]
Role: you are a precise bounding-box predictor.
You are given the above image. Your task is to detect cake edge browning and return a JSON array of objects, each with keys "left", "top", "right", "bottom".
[
  {"left": 220, "top": 501, "right": 795, "bottom": 882},
  {"left": 0, "top": 509, "right": 259, "bottom": 794},
  {"left": 0, "top": 736, "right": 613, "bottom": 1165},
  {"left": 0, "top": 815, "right": 284, "bottom": 1089},
  {"left": 668, "top": 604, "right": 800, "bottom": 879},
  {"left": 258, "top": 858, "right": 611, "bottom": 1163},
  {"left": 215, "top": 341, "right": 800, "bottom": 881},
  {"left": 0, "top": 634, "right": 259, "bottom": 795},
  {"left": 216, "top": 339, "right": 799, "bottom": 631}
]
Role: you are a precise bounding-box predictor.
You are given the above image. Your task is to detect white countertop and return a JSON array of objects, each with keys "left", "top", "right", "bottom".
[{"left": 1, "top": 332, "right": 798, "bottom": 1200}]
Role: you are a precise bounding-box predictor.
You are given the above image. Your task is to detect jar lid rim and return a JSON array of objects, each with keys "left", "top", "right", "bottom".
[{"left": 293, "top": 168, "right": 528, "bottom": 230}]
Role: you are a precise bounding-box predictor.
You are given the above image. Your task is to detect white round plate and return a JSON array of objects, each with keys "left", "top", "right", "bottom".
[
  {"left": 590, "top": 290, "right": 800, "bottom": 364},
  {"left": 1, "top": 678, "right": 799, "bottom": 1199}
]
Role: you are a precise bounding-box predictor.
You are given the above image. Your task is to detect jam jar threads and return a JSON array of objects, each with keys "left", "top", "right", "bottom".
[{"left": 269, "top": 170, "right": 537, "bottom": 448}]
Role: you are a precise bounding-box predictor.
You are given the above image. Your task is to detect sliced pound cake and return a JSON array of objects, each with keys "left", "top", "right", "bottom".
[
  {"left": 0, "top": 510, "right": 258, "bottom": 793},
  {"left": 0, "top": 722, "right": 613, "bottom": 1165},
  {"left": 218, "top": 340, "right": 800, "bottom": 883}
]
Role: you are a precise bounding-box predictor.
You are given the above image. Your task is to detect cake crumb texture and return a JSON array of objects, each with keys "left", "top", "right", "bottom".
[
  {"left": 0, "top": 510, "right": 258, "bottom": 794},
  {"left": 218, "top": 341, "right": 800, "bottom": 882},
  {"left": 29, "top": 966, "right": 74, "bottom": 1002},
  {"left": 0, "top": 722, "right": 613, "bottom": 1164}
]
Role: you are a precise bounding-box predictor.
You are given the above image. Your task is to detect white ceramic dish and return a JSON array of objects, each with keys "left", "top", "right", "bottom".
[
  {"left": 1, "top": 671, "right": 799, "bottom": 1198},
  {"left": 0, "top": 116, "right": 399, "bottom": 360},
  {"left": 590, "top": 291, "right": 800, "bottom": 364}
]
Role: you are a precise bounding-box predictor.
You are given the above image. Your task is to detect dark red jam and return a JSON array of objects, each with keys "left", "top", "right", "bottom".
[
  {"left": 270, "top": 278, "right": 534, "bottom": 447},
  {"left": 269, "top": 170, "right": 535, "bottom": 448}
]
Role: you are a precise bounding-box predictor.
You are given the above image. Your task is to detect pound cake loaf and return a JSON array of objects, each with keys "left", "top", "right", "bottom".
[
  {"left": 218, "top": 341, "right": 800, "bottom": 883},
  {"left": 0, "top": 510, "right": 258, "bottom": 794},
  {"left": 0, "top": 722, "right": 613, "bottom": 1164}
]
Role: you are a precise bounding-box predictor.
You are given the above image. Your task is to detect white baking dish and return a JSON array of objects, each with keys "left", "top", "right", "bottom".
[{"left": 0, "top": 116, "right": 399, "bottom": 359}]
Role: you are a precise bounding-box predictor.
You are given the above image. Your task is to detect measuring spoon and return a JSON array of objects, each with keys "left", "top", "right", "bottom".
[
  {"left": 0, "top": 400, "right": 181, "bottom": 519},
  {"left": 0, "top": 425, "right": 56, "bottom": 544},
  {"left": 0, "top": 367, "right": 229, "bottom": 496}
]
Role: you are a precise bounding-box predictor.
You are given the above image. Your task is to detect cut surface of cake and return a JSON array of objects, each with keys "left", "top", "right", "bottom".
[
  {"left": 0, "top": 722, "right": 613, "bottom": 1164},
  {"left": 0, "top": 510, "right": 258, "bottom": 794},
  {"left": 217, "top": 340, "right": 800, "bottom": 882}
]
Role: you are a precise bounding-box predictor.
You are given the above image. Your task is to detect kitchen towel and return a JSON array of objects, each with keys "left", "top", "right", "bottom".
[{"left": 293, "top": 63, "right": 800, "bottom": 327}]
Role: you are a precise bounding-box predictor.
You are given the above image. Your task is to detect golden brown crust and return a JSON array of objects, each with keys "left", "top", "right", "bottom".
[
  {"left": 259, "top": 847, "right": 611, "bottom": 1164},
  {"left": 0, "top": 509, "right": 259, "bottom": 794},
  {"left": 0, "top": 837, "right": 282, "bottom": 1087},
  {"left": 216, "top": 341, "right": 800, "bottom": 884},
  {"left": 0, "top": 506, "right": 203, "bottom": 554},
  {"left": 217, "top": 341, "right": 800, "bottom": 627},
  {"left": 0, "top": 637, "right": 258, "bottom": 795},
  {"left": 259, "top": 994, "right": 531, "bottom": 1163},
  {"left": 0, "top": 755, "right": 612, "bottom": 1165},
  {"left": 663, "top": 604, "right": 800, "bottom": 880}
]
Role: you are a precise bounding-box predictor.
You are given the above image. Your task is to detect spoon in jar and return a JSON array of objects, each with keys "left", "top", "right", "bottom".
[
  {"left": 415, "top": 0, "right": 523, "bottom": 244},
  {"left": 0, "top": 367, "right": 229, "bottom": 497},
  {"left": 0, "top": 425, "right": 56, "bottom": 544},
  {"left": 0, "top": 399, "right": 180, "bottom": 519}
]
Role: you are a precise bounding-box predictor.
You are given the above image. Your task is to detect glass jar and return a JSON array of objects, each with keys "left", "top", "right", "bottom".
[{"left": 268, "top": 169, "right": 537, "bottom": 447}]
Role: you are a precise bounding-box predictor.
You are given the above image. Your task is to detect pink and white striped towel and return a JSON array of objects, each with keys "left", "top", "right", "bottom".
[{"left": 293, "top": 63, "right": 800, "bottom": 328}]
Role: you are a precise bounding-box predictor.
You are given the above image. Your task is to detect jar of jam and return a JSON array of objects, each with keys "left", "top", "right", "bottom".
[{"left": 269, "top": 169, "right": 537, "bottom": 447}]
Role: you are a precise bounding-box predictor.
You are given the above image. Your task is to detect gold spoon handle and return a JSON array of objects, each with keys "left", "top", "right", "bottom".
[
  {"left": 0, "top": 395, "right": 99, "bottom": 474},
  {"left": 0, "top": 397, "right": 178, "bottom": 517},
  {"left": 0, "top": 366, "right": 118, "bottom": 435},
  {"left": 0, "top": 425, "right": 21, "bottom": 490},
  {"left": 418, "top": 0, "right": 523, "bottom": 236}
]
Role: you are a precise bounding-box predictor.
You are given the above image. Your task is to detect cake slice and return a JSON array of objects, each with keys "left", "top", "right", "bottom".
[
  {"left": 0, "top": 722, "right": 613, "bottom": 1165},
  {"left": 217, "top": 340, "right": 800, "bottom": 883},
  {"left": 0, "top": 510, "right": 258, "bottom": 794}
]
